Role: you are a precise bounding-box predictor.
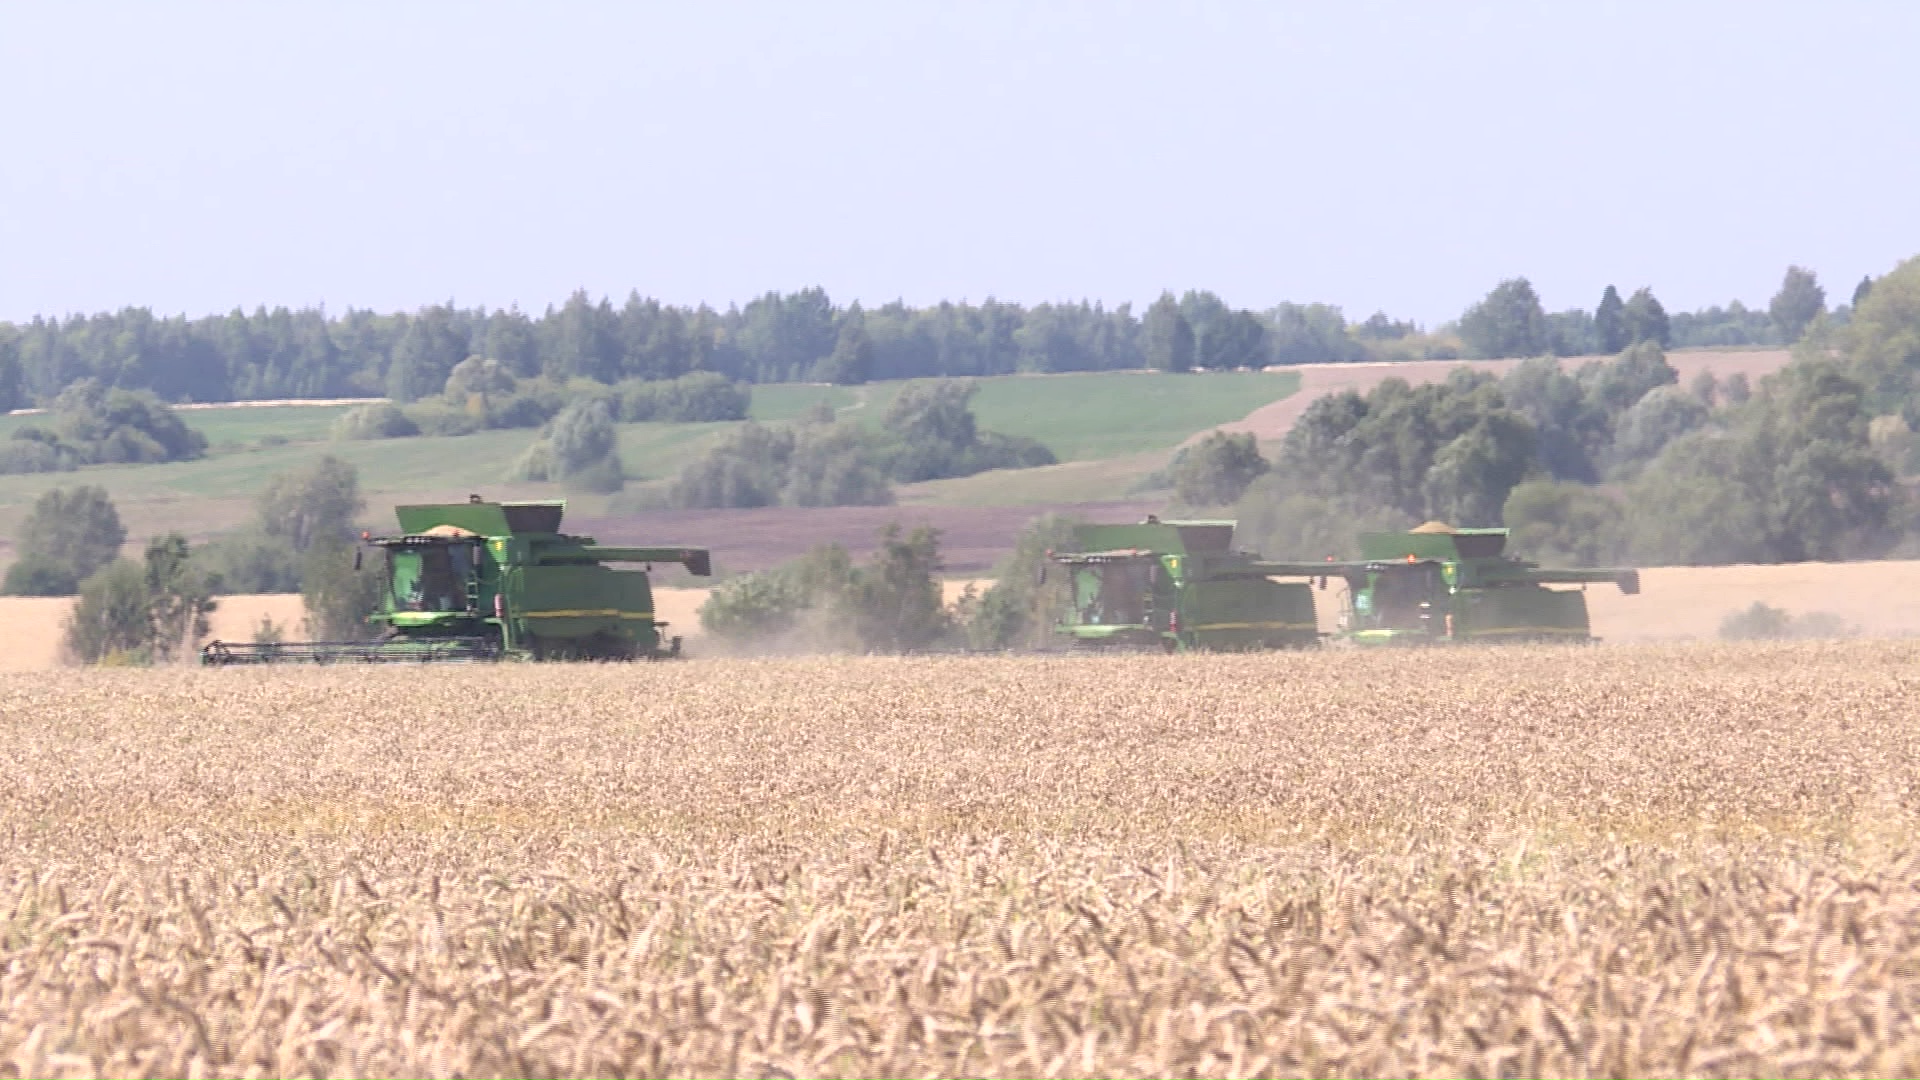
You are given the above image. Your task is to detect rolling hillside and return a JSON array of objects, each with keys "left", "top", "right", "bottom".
[{"left": 0, "top": 370, "right": 1303, "bottom": 559}]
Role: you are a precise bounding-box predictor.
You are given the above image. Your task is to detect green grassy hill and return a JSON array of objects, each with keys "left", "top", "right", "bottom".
[
  {"left": 749, "top": 370, "right": 1297, "bottom": 461},
  {"left": 0, "top": 371, "right": 1299, "bottom": 544}
]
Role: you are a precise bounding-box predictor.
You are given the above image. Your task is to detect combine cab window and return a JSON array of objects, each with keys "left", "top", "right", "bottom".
[
  {"left": 1076, "top": 559, "right": 1153, "bottom": 626},
  {"left": 1369, "top": 563, "right": 1446, "bottom": 630},
  {"left": 390, "top": 543, "right": 474, "bottom": 613}
]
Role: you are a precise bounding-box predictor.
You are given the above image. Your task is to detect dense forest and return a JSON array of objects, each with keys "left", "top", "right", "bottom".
[{"left": 0, "top": 265, "right": 1850, "bottom": 409}]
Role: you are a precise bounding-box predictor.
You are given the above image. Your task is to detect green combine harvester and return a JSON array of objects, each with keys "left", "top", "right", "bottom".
[
  {"left": 1326, "top": 522, "right": 1639, "bottom": 645},
  {"left": 1048, "top": 518, "right": 1330, "bottom": 651},
  {"left": 1048, "top": 518, "right": 1641, "bottom": 651},
  {"left": 201, "top": 496, "right": 711, "bottom": 664}
]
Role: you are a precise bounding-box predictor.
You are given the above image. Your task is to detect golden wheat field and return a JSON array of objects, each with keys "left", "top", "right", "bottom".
[{"left": 7, "top": 643, "right": 1920, "bottom": 1077}]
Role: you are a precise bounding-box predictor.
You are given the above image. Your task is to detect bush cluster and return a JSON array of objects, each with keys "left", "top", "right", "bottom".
[
  {"left": 0, "top": 380, "right": 208, "bottom": 475},
  {"left": 666, "top": 380, "right": 1055, "bottom": 510}
]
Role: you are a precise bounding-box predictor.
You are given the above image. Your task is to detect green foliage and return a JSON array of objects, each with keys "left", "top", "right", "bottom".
[
  {"left": 259, "top": 455, "right": 364, "bottom": 553},
  {"left": 511, "top": 400, "right": 626, "bottom": 493},
  {"left": 2, "top": 485, "right": 126, "bottom": 596},
  {"left": 697, "top": 566, "right": 819, "bottom": 643},
  {"left": 1580, "top": 342, "right": 1678, "bottom": 415},
  {"left": 332, "top": 402, "right": 420, "bottom": 440},
  {"left": 1170, "top": 430, "right": 1269, "bottom": 507},
  {"left": 1723, "top": 372, "right": 1752, "bottom": 405},
  {"left": 1853, "top": 275, "right": 1875, "bottom": 310},
  {"left": 62, "top": 560, "right": 152, "bottom": 664},
  {"left": 63, "top": 533, "right": 219, "bottom": 665},
  {"left": 782, "top": 423, "right": 895, "bottom": 508},
  {"left": 443, "top": 355, "right": 519, "bottom": 401},
  {"left": 0, "top": 340, "right": 22, "bottom": 413},
  {"left": 1668, "top": 300, "right": 1775, "bottom": 348},
  {"left": 668, "top": 421, "right": 894, "bottom": 510},
  {"left": 814, "top": 315, "right": 875, "bottom": 385},
  {"left": 1501, "top": 482, "right": 1626, "bottom": 566},
  {"left": 1498, "top": 357, "right": 1609, "bottom": 483},
  {"left": 698, "top": 526, "right": 953, "bottom": 653},
  {"left": 840, "top": 526, "right": 953, "bottom": 652},
  {"left": 878, "top": 380, "right": 1055, "bottom": 483},
  {"left": 1770, "top": 266, "right": 1827, "bottom": 344},
  {"left": 1271, "top": 370, "right": 1534, "bottom": 526},
  {"left": 0, "top": 380, "right": 209, "bottom": 474},
  {"left": 300, "top": 533, "right": 385, "bottom": 640},
  {"left": 615, "top": 372, "right": 750, "bottom": 422},
  {"left": 1594, "top": 286, "right": 1627, "bottom": 353},
  {"left": 959, "top": 514, "right": 1080, "bottom": 650},
  {"left": 1629, "top": 361, "right": 1897, "bottom": 564},
  {"left": 1622, "top": 288, "right": 1670, "bottom": 348},
  {"left": 188, "top": 527, "right": 302, "bottom": 594},
  {"left": 1458, "top": 278, "right": 1548, "bottom": 359},
  {"left": 1144, "top": 293, "right": 1194, "bottom": 373},
  {"left": 189, "top": 457, "right": 367, "bottom": 596},
  {"left": 1180, "top": 292, "right": 1273, "bottom": 369},
  {"left": 1605, "top": 385, "right": 1710, "bottom": 479},
  {"left": 667, "top": 380, "right": 1054, "bottom": 509},
  {"left": 1841, "top": 255, "right": 1920, "bottom": 411}
]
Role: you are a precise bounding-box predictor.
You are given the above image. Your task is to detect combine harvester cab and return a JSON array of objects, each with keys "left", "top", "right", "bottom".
[
  {"left": 1334, "top": 522, "right": 1639, "bottom": 645},
  {"left": 201, "top": 496, "right": 711, "bottom": 665},
  {"left": 1048, "top": 518, "right": 1326, "bottom": 652}
]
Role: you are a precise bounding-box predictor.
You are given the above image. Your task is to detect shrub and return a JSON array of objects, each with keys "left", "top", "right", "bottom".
[
  {"left": 332, "top": 403, "right": 420, "bottom": 441},
  {"left": 961, "top": 514, "right": 1079, "bottom": 650},
  {"left": 1719, "top": 602, "right": 1855, "bottom": 641},
  {"left": 509, "top": 400, "right": 625, "bottom": 493},
  {"left": 62, "top": 534, "right": 218, "bottom": 665},
  {"left": 698, "top": 526, "right": 954, "bottom": 653},
  {"left": 615, "top": 372, "right": 750, "bottom": 423}
]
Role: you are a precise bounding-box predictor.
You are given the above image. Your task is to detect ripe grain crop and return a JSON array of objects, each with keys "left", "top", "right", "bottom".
[{"left": 6, "top": 643, "right": 1920, "bottom": 1076}]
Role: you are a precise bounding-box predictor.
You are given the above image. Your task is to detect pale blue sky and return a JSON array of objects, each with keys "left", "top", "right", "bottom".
[{"left": 2, "top": 1, "right": 1914, "bottom": 326}]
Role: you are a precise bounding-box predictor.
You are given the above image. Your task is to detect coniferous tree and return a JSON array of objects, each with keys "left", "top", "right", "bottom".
[
  {"left": 1143, "top": 293, "right": 1194, "bottom": 373},
  {"left": 1853, "top": 275, "right": 1876, "bottom": 310},
  {"left": 1594, "top": 285, "right": 1628, "bottom": 353}
]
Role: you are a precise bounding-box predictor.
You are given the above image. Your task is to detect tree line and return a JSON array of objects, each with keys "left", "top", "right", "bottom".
[
  {"left": 0, "top": 266, "right": 1851, "bottom": 412},
  {"left": 1454, "top": 265, "right": 1860, "bottom": 359},
  {"left": 1164, "top": 256, "right": 1920, "bottom": 568}
]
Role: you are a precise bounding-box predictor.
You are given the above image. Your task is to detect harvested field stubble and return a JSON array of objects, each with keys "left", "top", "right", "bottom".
[{"left": 6, "top": 644, "right": 1920, "bottom": 1076}]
